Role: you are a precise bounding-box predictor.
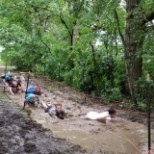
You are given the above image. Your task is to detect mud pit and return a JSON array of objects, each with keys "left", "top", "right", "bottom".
[
  {"left": 1, "top": 73, "right": 154, "bottom": 154},
  {"left": 0, "top": 97, "right": 87, "bottom": 154}
]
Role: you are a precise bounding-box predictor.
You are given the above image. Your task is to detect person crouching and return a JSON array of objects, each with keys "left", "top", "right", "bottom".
[
  {"left": 4, "top": 75, "right": 25, "bottom": 95},
  {"left": 24, "top": 94, "right": 40, "bottom": 108}
]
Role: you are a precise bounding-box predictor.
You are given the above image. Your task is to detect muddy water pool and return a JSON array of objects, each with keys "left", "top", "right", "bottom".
[
  {"left": 31, "top": 108, "right": 154, "bottom": 154},
  {"left": 6, "top": 76, "right": 154, "bottom": 154}
]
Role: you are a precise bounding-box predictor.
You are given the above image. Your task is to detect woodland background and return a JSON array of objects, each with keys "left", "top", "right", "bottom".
[{"left": 0, "top": 0, "right": 154, "bottom": 110}]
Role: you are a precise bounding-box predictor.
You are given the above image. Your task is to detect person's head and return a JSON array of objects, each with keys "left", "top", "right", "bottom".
[
  {"left": 108, "top": 108, "right": 116, "bottom": 118},
  {"left": 8, "top": 75, "right": 13, "bottom": 80},
  {"left": 11, "top": 81, "right": 18, "bottom": 87},
  {"left": 34, "top": 96, "right": 39, "bottom": 102},
  {"left": 34, "top": 85, "right": 41, "bottom": 95},
  {"left": 55, "top": 103, "right": 62, "bottom": 113},
  {"left": 55, "top": 103, "right": 65, "bottom": 119}
]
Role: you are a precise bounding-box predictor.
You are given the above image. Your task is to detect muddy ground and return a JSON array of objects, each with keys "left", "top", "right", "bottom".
[
  {"left": 0, "top": 87, "right": 119, "bottom": 154},
  {"left": 0, "top": 71, "right": 154, "bottom": 154},
  {"left": 0, "top": 96, "right": 86, "bottom": 154}
]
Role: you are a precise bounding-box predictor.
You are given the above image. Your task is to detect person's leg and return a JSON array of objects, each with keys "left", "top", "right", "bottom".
[
  {"left": 3, "top": 81, "right": 13, "bottom": 94},
  {"left": 9, "top": 87, "right": 14, "bottom": 95},
  {"left": 17, "top": 85, "right": 25, "bottom": 93},
  {"left": 4, "top": 81, "right": 9, "bottom": 88},
  {"left": 10, "top": 81, "right": 19, "bottom": 94}
]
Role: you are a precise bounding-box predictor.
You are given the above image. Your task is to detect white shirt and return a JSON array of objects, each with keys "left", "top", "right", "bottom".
[{"left": 85, "top": 111, "right": 111, "bottom": 121}]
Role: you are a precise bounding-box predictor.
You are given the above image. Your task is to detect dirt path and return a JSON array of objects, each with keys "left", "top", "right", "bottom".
[{"left": 1, "top": 72, "right": 154, "bottom": 154}]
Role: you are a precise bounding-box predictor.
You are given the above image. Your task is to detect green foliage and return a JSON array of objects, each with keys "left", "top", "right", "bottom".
[{"left": 0, "top": 0, "right": 154, "bottom": 110}]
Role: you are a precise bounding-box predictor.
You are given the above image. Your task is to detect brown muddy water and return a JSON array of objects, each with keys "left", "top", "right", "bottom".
[
  {"left": 31, "top": 109, "right": 153, "bottom": 154},
  {"left": 3, "top": 74, "right": 154, "bottom": 154}
]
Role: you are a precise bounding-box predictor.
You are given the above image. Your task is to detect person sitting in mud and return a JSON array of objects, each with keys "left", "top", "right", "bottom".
[
  {"left": 27, "top": 84, "right": 42, "bottom": 95},
  {"left": 85, "top": 108, "right": 116, "bottom": 124},
  {"left": 3, "top": 74, "right": 25, "bottom": 95},
  {"left": 24, "top": 93, "right": 41, "bottom": 108},
  {"left": 42, "top": 102, "right": 65, "bottom": 120}
]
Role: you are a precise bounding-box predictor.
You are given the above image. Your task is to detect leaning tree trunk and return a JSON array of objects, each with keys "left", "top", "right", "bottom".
[{"left": 125, "top": 0, "right": 145, "bottom": 105}]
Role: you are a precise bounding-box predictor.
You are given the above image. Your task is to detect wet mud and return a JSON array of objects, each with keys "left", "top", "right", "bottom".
[
  {"left": 0, "top": 72, "right": 154, "bottom": 154},
  {"left": 0, "top": 97, "right": 89, "bottom": 154}
]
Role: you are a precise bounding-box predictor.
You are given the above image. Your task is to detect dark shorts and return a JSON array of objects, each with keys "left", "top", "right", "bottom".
[
  {"left": 44, "top": 106, "right": 52, "bottom": 113},
  {"left": 26, "top": 98, "right": 35, "bottom": 105}
]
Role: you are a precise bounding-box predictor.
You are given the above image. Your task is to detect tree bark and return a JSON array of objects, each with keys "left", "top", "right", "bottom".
[{"left": 125, "top": 0, "right": 144, "bottom": 104}]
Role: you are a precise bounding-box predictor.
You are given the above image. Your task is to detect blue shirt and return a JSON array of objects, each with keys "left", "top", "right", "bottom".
[
  {"left": 26, "top": 93, "right": 40, "bottom": 104},
  {"left": 27, "top": 86, "right": 35, "bottom": 94},
  {"left": 5, "top": 74, "right": 10, "bottom": 80}
]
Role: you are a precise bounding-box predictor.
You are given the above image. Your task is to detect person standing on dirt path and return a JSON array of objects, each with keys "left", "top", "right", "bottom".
[
  {"left": 85, "top": 108, "right": 116, "bottom": 124},
  {"left": 27, "top": 84, "right": 42, "bottom": 95},
  {"left": 24, "top": 93, "right": 41, "bottom": 108},
  {"left": 42, "top": 102, "right": 66, "bottom": 121}
]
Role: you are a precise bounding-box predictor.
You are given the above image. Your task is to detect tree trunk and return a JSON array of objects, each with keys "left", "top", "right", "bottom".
[{"left": 125, "top": 0, "right": 145, "bottom": 104}]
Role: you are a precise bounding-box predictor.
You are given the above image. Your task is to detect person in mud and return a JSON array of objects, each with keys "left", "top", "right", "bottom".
[
  {"left": 24, "top": 93, "right": 41, "bottom": 108},
  {"left": 3, "top": 74, "right": 25, "bottom": 95},
  {"left": 1, "top": 73, "right": 10, "bottom": 80},
  {"left": 85, "top": 108, "right": 116, "bottom": 124},
  {"left": 42, "top": 102, "right": 65, "bottom": 120},
  {"left": 27, "top": 84, "right": 42, "bottom": 95}
]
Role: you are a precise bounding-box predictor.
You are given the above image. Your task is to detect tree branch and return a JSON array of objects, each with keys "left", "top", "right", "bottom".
[
  {"left": 114, "top": 9, "right": 125, "bottom": 47},
  {"left": 59, "top": 16, "right": 72, "bottom": 36},
  {"left": 40, "top": 39, "right": 52, "bottom": 56}
]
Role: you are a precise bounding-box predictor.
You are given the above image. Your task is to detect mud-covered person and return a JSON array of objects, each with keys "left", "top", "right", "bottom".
[
  {"left": 42, "top": 102, "right": 65, "bottom": 122},
  {"left": 25, "top": 84, "right": 42, "bottom": 107},
  {"left": 2, "top": 74, "right": 25, "bottom": 95},
  {"left": 27, "top": 84, "right": 42, "bottom": 95},
  {"left": 85, "top": 108, "right": 117, "bottom": 124},
  {"left": 24, "top": 94, "right": 41, "bottom": 108}
]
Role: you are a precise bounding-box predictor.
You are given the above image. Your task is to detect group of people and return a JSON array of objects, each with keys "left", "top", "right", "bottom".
[
  {"left": 1, "top": 73, "right": 25, "bottom": 95},
  {"left": 1, "top": 73, "right": 117, "bottom": 123},
  {"left": 24, "top": 84, "right": 66, "bottom": 120}
]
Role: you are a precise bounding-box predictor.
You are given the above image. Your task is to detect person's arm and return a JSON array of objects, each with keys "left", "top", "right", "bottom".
[
  {"left": 37, "top": 99, "right": 40, "bottom": 104},
  {"left": 96, "top": 118, "right": 106, "bottom": 123},
  {"left": 36, "top": 99, "right": 41, "bottom": 107},
  {"left": 41, "top": 101, "right": 48, "bottom": 109},
  {"left": 105, "top": 118, "right": 111, "bottom": 124},
  {"left": 97, "top": 116, "right": 111, "bottom": 124}
]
